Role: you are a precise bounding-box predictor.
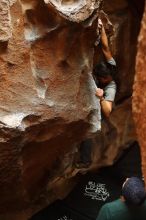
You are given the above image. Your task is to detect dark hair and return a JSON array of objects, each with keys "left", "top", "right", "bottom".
[
  {"left": 122, "top": 177, "right": 146, "bottom": 205},
  {"left": 93, "top": 62, "right": 115, "bottom": 78}
]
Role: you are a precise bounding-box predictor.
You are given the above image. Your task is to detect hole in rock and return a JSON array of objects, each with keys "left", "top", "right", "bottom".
[{"left": 0, "top": 41, "right": 8, "bottom": 53}]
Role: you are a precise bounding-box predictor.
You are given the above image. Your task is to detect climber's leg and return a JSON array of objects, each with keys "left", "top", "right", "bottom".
[{"left": 76, "top": 138, "right": 93, "bottom": 168}]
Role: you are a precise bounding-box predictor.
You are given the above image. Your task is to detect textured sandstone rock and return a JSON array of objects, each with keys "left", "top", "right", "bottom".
[
  {"left": 44, "top": 0, "right": 103, "bottom": 22},
  {"left": 0, "top": 0, "right": 143, "bottom": 219},
  {"left": 0, "top": 0, "right": 12, "bottom": 41},
  {"left": 133, "top": 2, "right": 146, "bottom": 182},
  {"left": 0, "top": 0, "right": 101, "bottom": 219}
]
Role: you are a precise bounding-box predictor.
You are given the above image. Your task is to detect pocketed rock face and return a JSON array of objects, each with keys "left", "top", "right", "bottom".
[
  {"left": 0, "top": 0, "right": 144, "bottom": 219},
  {"left": 133, "top": 2, "right": 146, "bottom": 182},
  {"left": 0, "top": 0, "right": 13, "bottom": 42},
  {"left": 0, "top": 0, "right": 102, "bottom": 219}
]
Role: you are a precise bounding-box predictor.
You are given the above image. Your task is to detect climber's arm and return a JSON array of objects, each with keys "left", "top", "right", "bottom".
[
  {"left": 96, "top": 88, "right": 113, "bottom": 118},
  {"left": 96, "top": 81, "right": 116, "bottom": 118},
  {"left": 98, "top": 19, "right": 113, "bottom": 61},
  {"left": 100, "top": 24, "right": 113, "bottom": 61},
  {"left": 100, "top": 99, "right": 113, "bottom": 118}
]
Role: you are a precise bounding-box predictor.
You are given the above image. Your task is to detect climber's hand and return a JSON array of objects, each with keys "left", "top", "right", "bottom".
[
  {"left": 98, "top": 18, "right": 103, "bottom": 32},
  {"left": 96, "top": 88, "right": 104, "bottom": 99}
]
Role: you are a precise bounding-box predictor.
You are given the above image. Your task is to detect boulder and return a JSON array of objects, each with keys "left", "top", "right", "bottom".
[{"left": 0, "top": 0, "right": 101, "bottom": 219}]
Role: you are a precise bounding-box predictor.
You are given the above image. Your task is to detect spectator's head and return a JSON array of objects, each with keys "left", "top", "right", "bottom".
[
  {"left": 93, "top": 62, "right": 115, "bottom": 86},
  {"left": 122, "top": 177, "right": 146, "bottom": 205}
]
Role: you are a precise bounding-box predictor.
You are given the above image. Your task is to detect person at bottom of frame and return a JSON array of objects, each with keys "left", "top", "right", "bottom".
[{"left": 96, "top": 177, "right": 146, "bottom": 220}]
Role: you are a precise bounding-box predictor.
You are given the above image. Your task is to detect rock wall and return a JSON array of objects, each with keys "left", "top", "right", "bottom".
[
  {"left": 133, "top": 1, "right": 146, "bottom": 182},
  {"left": 0, "top": 0, "right": 13, "bottom": 42},
  {"left": 0, "top": 1, "right": 102, "bottom": 219},
  {"left": 0, "top": 0, "right": 144, "bottom": 219}
]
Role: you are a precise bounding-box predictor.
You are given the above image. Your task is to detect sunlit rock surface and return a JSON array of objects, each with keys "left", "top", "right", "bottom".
[
  {"left": 0, "top": 0, "right": 101, "bottom": 219},
  {"left": 44, "top": 0, "right": 103, "bottom": 22},
  {"left": 0, "top": 0, "right": 14, "bottom": 42}
]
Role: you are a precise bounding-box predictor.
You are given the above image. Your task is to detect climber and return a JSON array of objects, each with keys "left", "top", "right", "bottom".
[
  {"left": 75, "top": 20, "right": 117, "bottom": 169},
  {"left": 96, "top": 177, "right": 146, "bottom": 220},
  {"left": 94, "top": 19, "right": 117, "bottom": 118}
]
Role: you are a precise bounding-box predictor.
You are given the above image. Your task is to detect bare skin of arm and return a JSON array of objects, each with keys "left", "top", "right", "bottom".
[
  {"left": 96, "top": 88, "right": 112, "bottom": 118},
  {"left": 96, "top": 20, "right": 114, "bottom": 117},
  {"left": 98, "top": 19, "right": 113, "bottom": 61},
  {"left": 100, "top": 99, "right": 112, "bottom": 118}
]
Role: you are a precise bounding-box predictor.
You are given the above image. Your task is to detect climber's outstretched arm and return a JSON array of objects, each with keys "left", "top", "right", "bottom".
[{"left": 98, "top": 19, "right": 113, "bottom": 61}]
